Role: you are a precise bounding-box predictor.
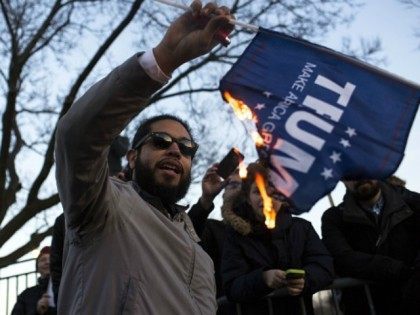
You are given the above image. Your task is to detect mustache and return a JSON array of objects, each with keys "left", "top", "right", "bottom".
[
  {"left": 156, "top": 158, "right": 184, "bottom": 174},
  {"left": 354, "top": 180, "right": 374, "bottom": 189}
]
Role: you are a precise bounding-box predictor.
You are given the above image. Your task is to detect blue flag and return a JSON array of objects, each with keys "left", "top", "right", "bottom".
[{"left": 219, "top": 29, "right": 420, "bottom": 213}]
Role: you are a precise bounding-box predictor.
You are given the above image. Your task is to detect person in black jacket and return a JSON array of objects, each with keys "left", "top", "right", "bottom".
[
  {"left": 221, "top": 162, "right": 334, "bottom": 315},
  {"left": 12, "top": 246, "right": 56, "bottom": 315},
  {"left": 321, "top": 179, "right": 420, "bottom": 315}
]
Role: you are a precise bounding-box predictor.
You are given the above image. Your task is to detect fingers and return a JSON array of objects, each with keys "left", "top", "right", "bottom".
[
  {"left": 286, "top": 278, "right": 305, "bottom": 295},
  {"left": 203, "top": 165, "right": 221, "bottom": 182},
  {"left": 191, "top": 2, "right": 233, "bottom": 45},
  {"left": 203, "top": 10, "right": 232, "bottom": 39},
  {"left": 190, "top": 0, "right": 202, "bottom": 18},
  {"left": 287, "top": 287, "right": 303, "bottom": 296},
  {"left": 202, "top": 2, "right": 218, "bottom": 16}
]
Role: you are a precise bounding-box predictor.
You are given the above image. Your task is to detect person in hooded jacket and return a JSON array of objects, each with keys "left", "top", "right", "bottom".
[{"left": 221, "top": 162, "right": 334, "bottom": 315}]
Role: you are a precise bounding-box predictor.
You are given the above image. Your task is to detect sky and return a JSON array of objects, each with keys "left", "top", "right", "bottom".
[{"left": 0, "top": 0, "right": 419, "bottom": 312}]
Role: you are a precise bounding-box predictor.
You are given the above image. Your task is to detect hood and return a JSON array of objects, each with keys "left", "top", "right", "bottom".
[{"left": 221, "top": 193, "right": 252, "bottom": 235}]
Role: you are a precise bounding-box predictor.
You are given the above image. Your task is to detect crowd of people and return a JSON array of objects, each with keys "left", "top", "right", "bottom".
[{"left": 10, "top": 1, "right": 419, "bottom": 314}]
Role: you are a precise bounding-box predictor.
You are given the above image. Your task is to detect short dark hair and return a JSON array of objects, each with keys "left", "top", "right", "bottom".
[{"left": 131, "top": 114, "right": 195, "bottom": 151}]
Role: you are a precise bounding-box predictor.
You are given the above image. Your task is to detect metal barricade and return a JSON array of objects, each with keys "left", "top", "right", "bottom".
[
  {"left": 0, "top": 258, "right": 37, "bottom": 315},
  {"left": 217, "top": 277, "right": 376, "bottom": 315}
]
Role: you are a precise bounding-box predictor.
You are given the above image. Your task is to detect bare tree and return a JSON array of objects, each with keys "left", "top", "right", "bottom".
[
  {"left": 0, "top": 0, "right": 366, "bottom": 268},
  {"left": 397, "top": 0, "right": 420, "bottom": 47},
  {"left": 0, "top": 0, "right": 146, "bottom": 268}
]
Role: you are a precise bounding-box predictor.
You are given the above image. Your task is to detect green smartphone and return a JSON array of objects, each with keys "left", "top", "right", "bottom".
[{"left": 285, "top": 269, "right": 305, "bottom": 279}]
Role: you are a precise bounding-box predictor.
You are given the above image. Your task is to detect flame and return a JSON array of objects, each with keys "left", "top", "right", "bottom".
[
  {"left": 224, "top": 91, "right": 266, "bottom": 149},
  {"left": 224, "top": 91, "right": 254, "bottom": 121},
  {"left": 251, "top": 131, "right": 264, "bottom": 147},
  {"left": 255, "top": 172, "right": 276, "bottom": 229},
  {"left": 239, "top": 161, "right": 247, "bottom": 178}
]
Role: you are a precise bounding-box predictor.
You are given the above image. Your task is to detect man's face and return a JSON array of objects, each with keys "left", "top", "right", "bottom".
[
  {"left": 37, "top": 253, "right": 50, "bottom": 278},
  {"left": 344, "top": 179, "right": 381, "bottom": 201},
  {"left": 133, "top": 119, "right": 192, "bottom": 204}
]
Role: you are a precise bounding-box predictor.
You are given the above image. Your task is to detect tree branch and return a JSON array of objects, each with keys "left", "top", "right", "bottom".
[
  {"left": 0, "top": 226, "right": 53, "bottom": 269},
  {"left": 0, "top": 193, "right": 60, "bottom": 249},
  {"left": 19, "top": 0, "right": 63, "bottom": 64},
  {"left": 0, "top": 0, "right": 18, "bottom": 56},
  {"left": 26, "top": 0, "right": 145, "bottom": 204},
  {"left": 0, "top": 117, "right": 23, "bottom": 223}
]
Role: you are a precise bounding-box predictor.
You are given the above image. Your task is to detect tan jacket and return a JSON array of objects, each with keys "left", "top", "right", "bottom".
[{"left": 55, "top": 55, "right": 217, "bottom": 314}]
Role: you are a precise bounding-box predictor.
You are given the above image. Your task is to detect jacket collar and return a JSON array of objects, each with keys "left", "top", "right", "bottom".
[
  {"left": 342, "top": 182, "right": 412, "bottom": 229},
  {"left": 130, "top": 181, "right": 188, "bottom": 218}
]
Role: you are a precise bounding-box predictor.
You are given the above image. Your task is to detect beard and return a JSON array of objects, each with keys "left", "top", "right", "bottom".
[
  {"left": 134, "top": 157, "right": 191, "bottom": 205},
  {"left": 350, "top": 180, "right": 381, "bottom": 201}
]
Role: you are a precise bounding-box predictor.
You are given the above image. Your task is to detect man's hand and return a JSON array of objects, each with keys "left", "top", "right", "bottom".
[
  {"left": 36, "top": 294, "right": 50, "bottom": 314},
  {"left": 199, "top": 164, "right": 225, "bottom": 210},
  {"left": 262, "top": 269, "right": 286, "bottom": 289},
  {"left": 286, "top": 277, "right": 305, "bottom": 296},
  {"left": 154, "top": 0, "right": 234, "bottom": 74}
]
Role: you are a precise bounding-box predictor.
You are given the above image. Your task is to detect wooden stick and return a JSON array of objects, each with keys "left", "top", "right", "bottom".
[{"left": 154, "top": 0, "right": 259, "bottom": 33}]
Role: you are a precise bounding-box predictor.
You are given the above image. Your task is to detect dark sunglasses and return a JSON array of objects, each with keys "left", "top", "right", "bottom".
[{"left": 133, "top": 132, "right": 198, "bottom": 158}]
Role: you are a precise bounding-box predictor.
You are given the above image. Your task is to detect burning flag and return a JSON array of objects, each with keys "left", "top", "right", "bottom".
[{"left": 220, "top": 29, "right": 420, "bottom": 213}]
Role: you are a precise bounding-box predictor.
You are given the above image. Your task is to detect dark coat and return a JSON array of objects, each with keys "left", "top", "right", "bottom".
[
  {"left": 221, "top": 200, "right": 334, "bottom": 315},
  {"left": 50, "top": 213, "right": 65, "bottom": 305},
  {"left": 188, "top": 202, "right": 228, "bottom": 298},
  {"left": 321, "top": 182, "right": 420, "bottom": 314},
  {"left": 11, "top": 277, "right": 56, "bottom": 315},
  {"left": 201, "top": 219, "right": 227, "bottom": 298}
]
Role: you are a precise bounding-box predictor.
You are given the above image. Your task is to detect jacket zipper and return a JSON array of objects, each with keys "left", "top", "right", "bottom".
[{"left": 375, "top": 234, "right": 383, "bottom": 247}]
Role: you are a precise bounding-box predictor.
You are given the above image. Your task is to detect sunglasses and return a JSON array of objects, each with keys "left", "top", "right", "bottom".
[{"left": 133, "top": 132, "right": 198, "bottom": 158}]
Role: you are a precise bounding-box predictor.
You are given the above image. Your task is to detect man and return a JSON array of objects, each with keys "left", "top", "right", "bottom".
[
  {"left": 12, "top": 247, "right": 56, "bottom": 315},
  {"left": 54, "top": 2, "right": 234, "bottom": 314},
  {"left": 321, "top": 179, "right": 420, "bottom": 315}
]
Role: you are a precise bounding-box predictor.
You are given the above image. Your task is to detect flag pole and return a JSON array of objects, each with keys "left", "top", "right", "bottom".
[
  {"left": 327, "top": 193, "right": 335, "bottom": 207},
  {"left": 154, "top": 0, "right": 260, "bottom": 33}
]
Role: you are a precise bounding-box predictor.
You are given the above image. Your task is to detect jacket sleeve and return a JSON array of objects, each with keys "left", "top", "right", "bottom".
[
  {"left": 321, "top": 207, "right": 409, "bottom": 281},
  {"left": 301, "top": 222, "right": 334, "bottom": 294},
  {"left": 188, "top": 201, "right": 213, "bottom": 238},
  {"left": 11, "top": 293, "right": 26, "bottom": 315},
  {"left": 221, "top": 229, "right": 272, "bottom": 302},
  {"left": 50, "top": 213, "right": 64, "bottom": 304},
  {"left": 399, "top": 186, "right": 420, "bottom": 268},
  {"left": 55, "top": 54, "right": 162, "bottom": 233}
]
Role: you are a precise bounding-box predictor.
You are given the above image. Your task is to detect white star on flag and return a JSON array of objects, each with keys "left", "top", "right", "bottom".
[
  {"left": 255, "top": 103, "right": 266, "bottom": 110},
  {"left": 263, "top": 91, "right": 272, "bottom": 98},
  {"left": 321, "top": 168, "right": 333, "bottom": 180},
  {"left": 330, "top": 151, "right": 342, "bottom": 164},
  {"left": 345, "top": 127, "right": 357, "bottom": 137},
  {"left": 340, "top": 138, "right": 351, "bottom": 148}
]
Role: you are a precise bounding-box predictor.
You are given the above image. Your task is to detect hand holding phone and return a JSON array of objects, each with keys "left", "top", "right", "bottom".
[{"left": 216, "top": 148, "right": 244, "bottom": 179}]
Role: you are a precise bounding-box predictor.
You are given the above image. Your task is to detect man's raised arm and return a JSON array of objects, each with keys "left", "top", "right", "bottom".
[{"left": 54, "top": 1, "right": 234, "bottom": 230}]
